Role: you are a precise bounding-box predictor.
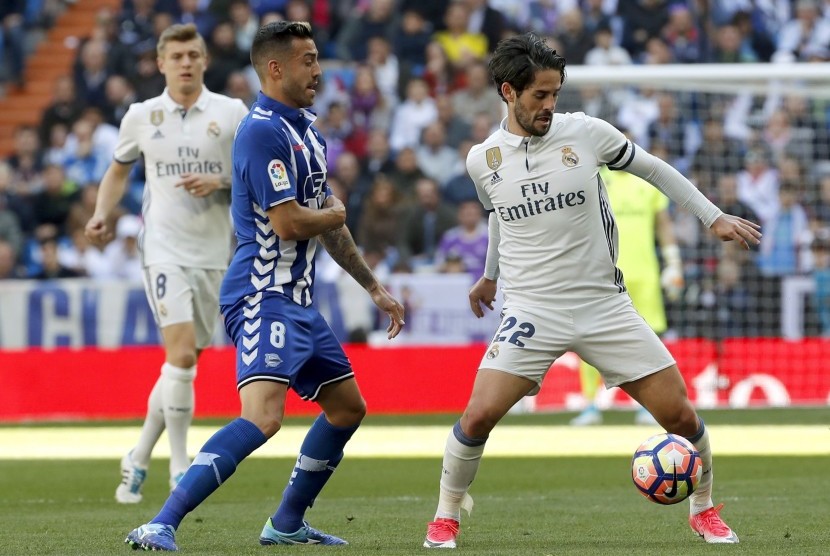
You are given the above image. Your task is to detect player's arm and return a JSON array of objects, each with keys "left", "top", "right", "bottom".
[
  {"left": 266, "top": 198, "right": 345, "bottom": 241},
  {"left": 589, "top": 117, "right": 761, "bottom": 249},
  {"left": 85, "top": 160, "right": 133, "bottom": 247},
  {"left": 318, "top": 196, "right": 405, "bottom": 339},
  {"left": 175, "top": 173, "right": 231, "bottom": 196},
  {"left": 655, "top": 209, "right": 683, "bottom": 301},
  {"left": 470, "top": 211, "right": 500, "bottom": 318}
]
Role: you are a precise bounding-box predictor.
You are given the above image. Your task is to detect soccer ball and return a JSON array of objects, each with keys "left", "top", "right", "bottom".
[{"left": 631, "top": 433, "right": 702, "bottom": 505}]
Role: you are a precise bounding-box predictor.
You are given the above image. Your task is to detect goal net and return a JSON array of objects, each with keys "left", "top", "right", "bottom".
[{"left": 524, "top": 62, "right": 830, "bottom": 411}]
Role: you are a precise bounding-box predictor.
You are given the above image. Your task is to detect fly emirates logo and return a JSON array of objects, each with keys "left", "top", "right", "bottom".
[
  {"left": 497, "top": 181, "right": 586, "bottom": 222},
  {"left": 155, "top": 146, "right": 224, "bottom": 178}
]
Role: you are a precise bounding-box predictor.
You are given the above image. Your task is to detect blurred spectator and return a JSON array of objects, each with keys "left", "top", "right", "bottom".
[
  {"left": 0, "top": 239, "right": 24, "bottom": 279},
  {"left": 73, "top": 39, "right": 111, "bottom": 111},
  {"left": 204, "top": 20, "right": 249, "bottom": 93},
  {"left": 356, "top": 173, "right": 403, "bottom": 256},
  {"left": 808, "top": 174, "right": 830, "bottom": 225},
  {"left": 810, "top": 229, "right": 830, "bottom": 337},
  {"left": 661, "top": 3, "right": 701, "bottom": 63},
  {"left": 616, "top": 88, "right": 659, "bottom": 146},
  {"left": 224, "top": 70, "right": 255, "bottom": 106},
  {"left": 641, "top": 35, "right": 675, "bottom": 64},
  {"left": 66, "top": 184, "right": 122, "bottom": 239},
  {"left": 133, "top": 45, "right": 166, "bottom": 101},
  {"left": 396, "top": 177, "right": 457, "bottom": 270},
  {"left": 0, "top": 161, "right": 32, "bottom": 234},
  {"left": 416, "top": 122, "right": 459, "bottom": 188},
  {"left": 736, "top": 148, "right": 780, "bottom": 226},
  {"left": 8, "top": 126, "right": 44, "bottom": 192},
  {"left": 584, "top": 23, "right": 632, "bottom": 65},
  {"left": 782, "top": 95, "right": 830, "bottom": 167},
  {"left": 33, "top": 235, "right": 82, "bottom": 280},
  {"left": 57, "top": 228, "right": 106, "bottom": 277},
  {"left": 362, "top": 129, "right": 396, "bottom": 176},
  {"left": 763, "top": 108, "right": 814, "bottom": 165},
  {"left": 618, "top": 0, "right": 669, "bottom": 60},
  {"left": 89, "top": 8, "right": 135, "bottom": 79},
  {"left": 228, "top": 0, "right": 259, "bottom": 52},
  {"left": 730, "top": 10, "right": 775, "bottom": 62},
  {"left": 0, "top": 190, "right": 23, "bottom": 256},
  {"left": 332, "top": 151, "right": 372, "bottom": 233},
  {"left": 582, "top": 0, "right": 617, "bottom": 36},
  {"left": 63, "top": 119, "right": 109, "bottom": 187},
  {"left": 647, "top": 94, "right": 696, "bottom": 172},
  {"left": 104, "top": 75, "right": 138, "bottom": 126},
  {"left": 442, "top": 140, "right": 479, "bottom": 206},
  {"left": 708, "top": 23, "right": 758, "bottom": 63},
  {"left": 398, "top": 0, "right": 448, "bottom": 32},
  {"left": 43, "top": 123, "right": 70, "bottom": 167},
  {"left": 335, "top": 0, "right": 398, "bottom": 62},
  {"left": 554, "top": 9, "right": 593, "bottom": 65},
  {"left": 176, "top": 0, "right": 217, "bottom": 38},
  {"left": 421, "top": 41, "right": 459, "bottom": 97},
  {"left": 389, "top": 78, "right": 437, "bottom": 151},
  {"left": 433, "top": 2, "right": 489, "bottom": 69},
  {"left": 38, "top": 76, "right": 85, "bottom": 146},
  {"left": 118, "top": 0, "right": 156, "bottom": 47},
  {"left": 77, "top": 106, "right": 119, "bottom": 163},
  {"left": 314, "top": 101, "right": 351, "bottom": 168},
  {"left": 350, "top": 63, "right": 392, "bottom": 131},
  {"left": 692, "top": 117, "right": 745, "bottom": 197},
  {"left": 365, "top": 36, "right": 399, "bottom": 110},
  {"left": 435, "top": 199, "right": 488, "bottom": 278},
  {"left": 386, "top": 146, "right": 426, "bottom": 201},
  {"left": 774, "top": 0, "right": 830, "bottom": 62},
  {"left": 469, "top": 111, "right": 497, "bottom": 144},
  {"left": 100, "top": 214, "right": 144, "bottom": 281},
  {"left": 0, "top": 1, "right": 26, "bottom": 89},
  {"left": 462, "top": 0, "right": 509, "bottom": 53},
  {"left": 32, "top": 164, "right": 78, "bottom": 234},
  {"left": 450, "top": 60, "right": 502, "bottom": 126},
  {"left": 394, "top": 9, "right": 433, "bottom": 76},
  {"left": 435, "top": 94, "right": 471, "bottom": 149}
]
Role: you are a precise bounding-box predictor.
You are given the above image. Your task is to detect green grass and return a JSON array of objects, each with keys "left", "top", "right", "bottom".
[{"left": 0, "top": 452, "right": 827, "bottom": 554}]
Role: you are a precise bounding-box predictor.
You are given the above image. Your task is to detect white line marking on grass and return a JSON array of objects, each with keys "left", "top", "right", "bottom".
[{"left": 0, "top": 425, "right": 826, "bottom": 459}]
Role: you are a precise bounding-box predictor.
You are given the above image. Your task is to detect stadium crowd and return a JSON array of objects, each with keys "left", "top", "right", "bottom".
[{"left": 0, "top": 0, "right": 829, "bottom": 339}]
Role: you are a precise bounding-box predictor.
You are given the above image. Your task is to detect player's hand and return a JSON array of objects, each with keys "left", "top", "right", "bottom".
[
  {"left": 469, "top": 276, "right": 497, "bottom": 318},
  {"left": 176, "top": 173, "right": 222, "bottom": 197},
  {"left": 709, "top": 214, "right": 762, "bottom": 250},
  {"left": 84, "top": 215, "right": 112, "bottom": 248},
  {"left": 323, "top": 194, "right": 347, "bottom": 225},
  {"left": 660, "top": 244, "right": 684, "bottom": 302},
  {"left": 369, "top": 285, "right": 405, "bottom": 339}
]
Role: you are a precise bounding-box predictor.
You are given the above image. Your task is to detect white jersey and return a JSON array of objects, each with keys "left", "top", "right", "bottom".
[
  {"left": 468, "top": 112, "right": 637, "bottom": 309},
  {"left": 114, "top": 87, "right": 248, "bottom": 269}
]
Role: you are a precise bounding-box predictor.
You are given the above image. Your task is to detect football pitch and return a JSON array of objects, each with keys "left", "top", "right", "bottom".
[{"left": 0, "top": 409, "right": 827, "bottom": 555}]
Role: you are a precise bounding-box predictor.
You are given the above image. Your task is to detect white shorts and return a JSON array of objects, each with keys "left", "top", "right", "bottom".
[
  {"left": 480, "top": 293, "right": 675, "bottom": 391},
  {"left": 142, "top": 264, "right": 223, "bottom": 349}
]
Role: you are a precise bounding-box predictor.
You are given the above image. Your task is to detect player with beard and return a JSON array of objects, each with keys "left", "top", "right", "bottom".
[
  {"left": 423, "top": 32, "right": 758, "bottom": 549},
  {"left": 125, "top": 21, "right": 405, "bottom": 551}
]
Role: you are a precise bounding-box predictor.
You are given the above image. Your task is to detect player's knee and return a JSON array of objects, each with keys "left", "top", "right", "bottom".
[
  {"left": 327, "top": 398, "right": 366, "bottom": 428},
  {"left": 661, "top": 403, "right": 699, "bottom": 437},
  {"left": 249, "top": 414, "right": 282, "bottom": 438},
  {"left": 166, "top": 350, "right": 197, "bottom": 369},
  {"left": 460, "top": 408, "right": 498, "bottom": 438}
]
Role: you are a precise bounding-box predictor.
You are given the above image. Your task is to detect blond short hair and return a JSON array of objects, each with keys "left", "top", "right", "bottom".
[{"left": 156, "top": 23, "right": 207, "bottom": 57}]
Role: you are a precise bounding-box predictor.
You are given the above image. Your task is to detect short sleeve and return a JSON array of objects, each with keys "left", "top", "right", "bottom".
[
  {"left": 585, "top": 115, "right": 631, "bottom": 168},
  {"left": 237, "top": 121, "right": 297, "bottom": 209},
  {"left": 113, "top": 104, "right": 142, "bottom": 164},
  {"left": 466, "top": 147, "right": 493, "bottom": 211}
]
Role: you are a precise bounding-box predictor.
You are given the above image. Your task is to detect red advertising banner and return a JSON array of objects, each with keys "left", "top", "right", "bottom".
[{"left": 1, "top": 339, "right": 827, "bottom": 421}]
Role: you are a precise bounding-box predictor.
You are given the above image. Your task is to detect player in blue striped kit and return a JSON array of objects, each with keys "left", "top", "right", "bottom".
[{"left": 126, "top": 21, "right": 405, "bottom": 551}]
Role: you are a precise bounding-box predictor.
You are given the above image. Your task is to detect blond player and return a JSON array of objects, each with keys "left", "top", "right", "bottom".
[
  {"left": 570, "top": 165, "right": 684, "bottom": 426},
  {"left": 85, "top": 24, "right": 248, "bottom": 504},
  {"left": 423, "top": 32, "right": 760, "bottom": 549}
]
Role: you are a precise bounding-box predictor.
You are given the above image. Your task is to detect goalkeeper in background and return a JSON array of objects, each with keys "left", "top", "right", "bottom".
[{"left": 571, "top": 157, "right": 684, "bottom": 426}]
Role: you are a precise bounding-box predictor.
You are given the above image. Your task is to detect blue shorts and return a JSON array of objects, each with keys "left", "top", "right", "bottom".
[{"left": 222, "top": 293, "right": 353, "bottom": 400}]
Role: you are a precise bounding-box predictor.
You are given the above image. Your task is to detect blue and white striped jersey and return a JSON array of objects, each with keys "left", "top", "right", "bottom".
[{"left": 220, "top": 92, "right": 330, "bottom": 308}]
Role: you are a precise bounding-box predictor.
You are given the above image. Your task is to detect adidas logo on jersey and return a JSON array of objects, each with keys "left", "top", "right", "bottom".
[
  {"left": 490, "top": 171, "right": 503, "bottom": 185},
  {"left": 152, "top": 129, "right": 164, "bottom": 139}
]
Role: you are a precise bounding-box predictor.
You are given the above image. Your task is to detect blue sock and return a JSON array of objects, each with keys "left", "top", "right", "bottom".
[
  {"left": 271, "top": 413, "right": 359, "bottom": 533},
  {"left": 152, "top": 418, "right": 266, "bottom": 529}
]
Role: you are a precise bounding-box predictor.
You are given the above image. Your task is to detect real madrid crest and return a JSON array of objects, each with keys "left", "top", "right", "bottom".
[
  {"left": 207, "top": 121, "right": 221, "bottom": 138},
  {"left": 486, "top": 147, "right": 502, "bottom": 171},
  {"left": 486, "top": 343, "right": 500, "bottom": 360},
  {"left": 561, "top": 146, "right": 579, "bottom": 167},
  {"left": 150, "top": 109, "right": 164, "bottom": 126}
]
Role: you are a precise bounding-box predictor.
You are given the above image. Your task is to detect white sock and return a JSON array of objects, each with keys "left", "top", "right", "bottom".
[
  {"left": 161, "top": 362, "right": 196, "bottom": 476},
  {"left": 435, "top": 423, "right": 486, "bottom": 521},
  {"left": 131, "top": 375, "right": 165, "bottom": 467},
  {"left": 687, "top": 420, "right": 714, "bottom": 516}
]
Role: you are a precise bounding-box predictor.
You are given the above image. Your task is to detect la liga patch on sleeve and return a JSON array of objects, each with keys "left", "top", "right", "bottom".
[{"left": 268, "top": 159, "right": 290, "bottom": 191}]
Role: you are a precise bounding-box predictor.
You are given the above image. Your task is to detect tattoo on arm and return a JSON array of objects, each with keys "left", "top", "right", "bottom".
[{"left": 320, "top": 226, "right": 376, "bottom": 291}]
